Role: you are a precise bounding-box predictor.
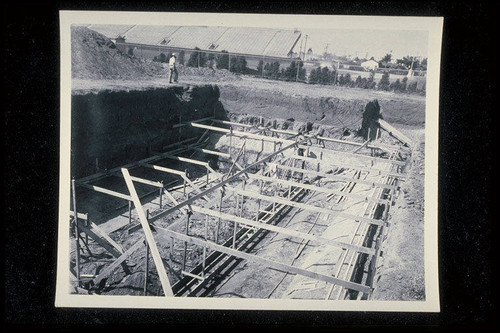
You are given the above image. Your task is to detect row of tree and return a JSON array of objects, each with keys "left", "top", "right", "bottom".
[
  {"left": 151, "top": 49, "right": 424, "bottom": 94},
  {"left": 256, "top": 60, "right": 306, "bottom": 81},
  {"left": 338, "top": 71, "right": 424, "bottom": 93}
]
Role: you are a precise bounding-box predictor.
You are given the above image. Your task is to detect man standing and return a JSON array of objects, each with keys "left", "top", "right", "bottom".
[{"left": 168, "top": 53, "right": 178, "bottom": 83}]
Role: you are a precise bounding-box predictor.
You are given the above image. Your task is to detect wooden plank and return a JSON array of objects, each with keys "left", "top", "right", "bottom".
[
  {"left": 69, "top": 210, "right": 88, "bottom": 221},
  {"left": 122, "top": 168, "right": 174, "bottom": 297},
  {"left": 149, "top": 140, "right": 300, "bottom": 223},
  {"left": 173, "top": 116, "right": 213, "bottom": 128},
  {"left": 225, "top": 187, "right": 384, "bottom": 226},
  {"left": 88, "top": 221, "right": 124, "bottom": 253},
  {"left": 76, "top": 182, "right": 132, "bottom": 201},
  {"left": 187, "top": 146, "right": 231, "bottom": 159},
  {"left": 299, "top": 145, "right": 407, "bottom": 167},
  {"left": 268, "top": 162, "right": 398, "bottom": 190},
  {"left": 378, "top": 119, "right": 414, "bottom": 147},
  {"left": 157, "top": 228, "right": 372, "bottom": 294},
  {"left": 245, "top": 173, "right": 390, "bottom": 205},
  {"left": 77, "top": 221, "right": 123, "bottom": 258},
  {"left": 140, "top": 163, "right": 186, "bottom": 176},
  {"left": 162, "top": 154, "right": 209, "bottom": 167},
  {"left": 191, "top": 205, "right": 376, "bottom": 255},
  {"left": 129, "top": 176, "right": 164, "bottom": 188},
  {"left": 92, "top": 237, "right": 145, "bottom": 286},
  {"left": 77, "top": 137, "right": 197, "bottom": 184},
  {"left": 190, "top": 122, "right": 293, "bottom": 144},
  {"left": 290, "top": 153, "right": 405, "bottom": 178}
]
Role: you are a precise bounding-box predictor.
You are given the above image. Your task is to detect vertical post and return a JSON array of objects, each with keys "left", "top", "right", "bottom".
[
  {"left": 256, "top": 179, "right": 263, "bottom": 222},
  {"left": 215, "top": 188, "right": 224, "bottom": 243},
  {"left": 144, "top": 210, "right": 150, "bottom": 296},
  {"left": 229, "top": 128, "right": 233, "bottom": 156},
  {"left": 228, "top": 54, "right": 231, "bottom": 72},
  {"left": 72, "top": 179, "right": 80, "bottom": 286},
  {"left": 367, "top": 127, "right": 371, "bottom": 141},
  {"left": 182, "top": 211, "right": 191, "bottom": 271},
  {"left": 95, "top": 158, "right": 99, "bottom": 173},
  {"left": 128, "top": 200, "right": 132, "bottom": 224},
  {"left": 206, "top": 168, "right": 209, "bottom": 185},
  {"left": 240, "top": 179, "right": 246, "bottom": 217},
  {"left": 85, "top": 214, "right": 89, "bottom": 248},
  {"left": 376, "top": 127, "right": 380, "bottom": 140},
  {"left": 261, "top": 56, "right": 264, "bottom": 78},
  {"left": 202, "top": 214, "right": 208, "bottom": 277},
  {"left": 183, "top": 170, "right": 187, "bottom": 197}
]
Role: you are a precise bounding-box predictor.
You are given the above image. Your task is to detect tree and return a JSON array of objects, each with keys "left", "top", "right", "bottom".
[
  {"left": 407, "top": 81, "right": 418, "bottom": 93},
  {"left": 343, "top": 73, "right": 352, "bottom": 87},
  {"left": 257, "top": 60, "right": 264, "bottom": 75},
  {"left": 381, "top": 53, "right": 392, "bottom": 63},
  {"left": 378, "top": 72, "right": 391, "bottom": 90},
  {"left": 187, "top": 47, "right": 207, "bottom": 67},
  {"left": 178, "top": 50, "right": 185, "bottom": 65},
  {"left": 230, "top": 56, "right": 247, "bottom": 73},
  {"left": 338, "top": 74, "right": 345, "bottom": 86},
  {"left": 390, "top": 78, "right": 402, "bottom": 91},
  {"left": 216, "top": 50, "right": 229, "bottom": 70},
  {"left": 401, "top": 77, "right": 408, "bottom": 92}
]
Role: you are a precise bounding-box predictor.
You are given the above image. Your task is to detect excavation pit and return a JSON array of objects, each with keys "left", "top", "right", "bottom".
[{"left": 69, "top": 84, "right": 415, "bottom": 301}]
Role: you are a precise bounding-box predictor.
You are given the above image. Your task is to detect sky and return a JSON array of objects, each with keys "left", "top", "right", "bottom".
[{"left": 299, "top": 29, "right": 429, "bottom": 60}]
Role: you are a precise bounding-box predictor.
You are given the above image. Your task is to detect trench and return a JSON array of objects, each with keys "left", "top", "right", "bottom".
[{"left": 69, "top": 84, "right": 408, "bottom": 299}]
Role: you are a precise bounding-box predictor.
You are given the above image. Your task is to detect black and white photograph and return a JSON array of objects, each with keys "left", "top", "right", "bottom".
[{"left": 56, "top": 11, "right": 442, "bottom": 311}]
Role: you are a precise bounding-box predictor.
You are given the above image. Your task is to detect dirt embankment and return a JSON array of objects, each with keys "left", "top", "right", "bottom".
[
  {"left": 71, "top": 85, "right": 226, "bottom": 178},
  {"left": 371, "top": 130, "right": 426, "bottom": 301},
  {"left": 217, "top": 77, "right": 426, "bottom": 130}
]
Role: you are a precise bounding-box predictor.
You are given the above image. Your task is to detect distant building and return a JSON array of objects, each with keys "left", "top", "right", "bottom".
[
  {"left": 361, "top": 59, "right": 379, "bottom": 71},
  {"left": 86, "top": 24, "right": 302, "bottom": 70}
]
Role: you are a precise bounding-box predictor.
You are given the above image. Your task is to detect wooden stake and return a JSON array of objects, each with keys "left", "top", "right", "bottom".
[
  {"left": 144, "top": 209, "right": 150, "bottom": 296},
  {"left": 128, "top": 200, "right": 132, "bottom": 224}
]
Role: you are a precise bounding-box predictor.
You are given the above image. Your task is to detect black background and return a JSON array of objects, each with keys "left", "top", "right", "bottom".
[{"left": 2, "top": 1, "right": 498, "bottom": 331}]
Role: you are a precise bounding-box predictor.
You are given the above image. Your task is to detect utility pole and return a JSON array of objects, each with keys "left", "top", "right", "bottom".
[{"left": 303, "top": 34, "right": 308, "bottom": 60}]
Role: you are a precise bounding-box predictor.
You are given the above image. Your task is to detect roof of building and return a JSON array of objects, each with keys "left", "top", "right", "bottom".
[
  {"left": 87, "top": 24, "right": 301, "bottom": 58},
  {"left": 124, "top": 25, "right": 181, "bottom": 45},
  {"left": 87, "top": 24, "right": 135, "bottom": 39}
]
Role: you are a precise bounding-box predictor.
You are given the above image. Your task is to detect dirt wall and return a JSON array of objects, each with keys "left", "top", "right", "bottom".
[{"left": 71, "top": 85, "right": 226, "bottom": 178}]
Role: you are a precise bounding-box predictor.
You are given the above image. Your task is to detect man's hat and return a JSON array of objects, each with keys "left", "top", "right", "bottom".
[{"left": 172, "top": 52, "right": 176, "bottom": 56}]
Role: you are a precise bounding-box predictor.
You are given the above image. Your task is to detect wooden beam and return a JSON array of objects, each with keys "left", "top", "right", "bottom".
[
  {"left": 245, "top": 173, "right": 390, "bottom": 205},
  {"left": 76, "top": 182, "right": 132, "bottom": 201},
  {"left": 140, "top": 163, "right": 186, "bottom": 176},
  {"left": 268, "top": 162, "right": 398, "bottom": 190},
  {"left": 162, "top": 154, "right": 209, "bottom": 168},
  {"left": 76, "top": 220, "right": 123, "bottom": 258},
  {"left": 129, "top": 176, "right": 164, "bottom": 188},
  {"left": 378, "top": 119, "right": 414, "bottom": 147},
  {"left": 190, "top": 122, "right": 293, "bottom": 144},
  {"left": 290, "top": 153, "right": 405, "bottom": 178},
  {"left": 224, "top": 187, "right": 384, "bottom": 226},
  {"left": 122, "top": 168, "right": 174, "bottom": 297},
  {"left": 191, "top": 205, "right": 376, "bottom": 255},
  {"left": 77, "top": 137, "right": 197, "bottom": 184},
  {"left": 69, "top": 210, "right": 88, "bottom": 221},
  {"left": 186, "top": 146, "right": 231, "bottom": 159},
  {"left": 173, "top": 116, "right": 213, "bottom": 128},
  {"left": 149, "top": 140, "right": 300, "bottom": 223},
  {"left": 157, "top": 228, "right": 372, "bottom": 294},
  {"left": 92, "top": 237, "right": 145, "bottom": 286}
]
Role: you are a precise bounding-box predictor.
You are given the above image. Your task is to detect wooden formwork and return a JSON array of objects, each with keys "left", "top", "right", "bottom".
[{"left": 69, "top": 117, "right": 408, "bottom": 299}]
